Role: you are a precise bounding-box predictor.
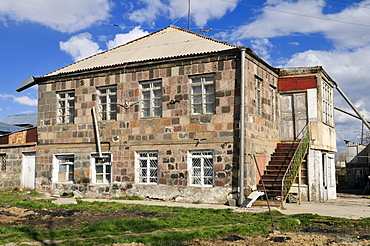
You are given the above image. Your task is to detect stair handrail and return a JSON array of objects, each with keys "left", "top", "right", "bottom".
[{"left": 281, "top": 124, "right": 310, "bottom": 202}]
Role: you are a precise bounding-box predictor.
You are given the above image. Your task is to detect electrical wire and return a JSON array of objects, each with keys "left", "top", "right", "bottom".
[{"left": 222, "top": 0, "right": 370, "bottom": 28}]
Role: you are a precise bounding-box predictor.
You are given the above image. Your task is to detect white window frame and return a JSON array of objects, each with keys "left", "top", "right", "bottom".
[
  {"left": 256, "top": 77, "right": 262, "bottom": 116},
  {"left": 0, "top": 153, "right": 6, "bottom": 172},
  {"left": 190, "top": 74, "right": 215, "bottom": 115},
  {"left": 91, "top": 153, "right": 112, "bottom": 184},
  {"left": 270, "top": 86, "right": 276, "bottom": 121},
  {"left": 322, "top": 80, "right": 334, "bottom": 126},
  {"left": 53, "top": 154, "right": 75, "bottom": 183},
  {"left": 135, "top": 151, "right": 158, "bottom": 184},
  {"left": 98, "top": 86, "right": 117, "bottom": 121},
  {"left": 140, "top": 80, "right": 162, "bottom": 118},
  {"left": 188, "top": 150, "right": 214, "bottom": 187},
  {"left": 57, "top": 90, "right": 75, "bottom": 124}
]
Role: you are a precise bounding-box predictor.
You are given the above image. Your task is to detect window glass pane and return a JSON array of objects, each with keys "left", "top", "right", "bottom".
[
  {"left": 106, "top": 165, "right": 111, "bottom": 173},
  {"left": 153, "top": 108, "right": 161, "bottom": 117},
  {"left": 192, "top": 95, "right": 202, "bottom": 104},
  {"left": 205, "top": 94, "right": 215, "bottom": 103},
  {"left": 142, "top": 83, "right": 150, "bottom": 89},
  {"left": 59, "top": 164, "right": 67, "bottom": 172},
  {"left": 204, "top": 84, "right": 214, "bottom": 93},
  {"left": 192, "top": 77, "right": 201, "bottom": 83},
  {"left": 96, "top": 175, "right": 103, "bottom": 183},
  {"left": 153, "top": 99, "right": 161, "bottom": 107},
  {"left": 142, "top": 91, "right": 150, "bottom": 99},
  {"left": 153, "top": 90, "right": 162, "bottom": 98},
  {"left": 205, "top": 104, "right": 215, "bottom": 114},
  {"left": 192, "top": 86, "right": 201, "bottom": 94},
  {"left": 142, "top": 108, "right": 150, "bottom": 117},
  {"left": 100, "top": 96, "right": 107, "bottom": 104},
  {"left": 192, "top": 105, "right": 202, "bottom": 114},
  {"left": 96, "top": 165, "right": 103, "bottom": 173}
]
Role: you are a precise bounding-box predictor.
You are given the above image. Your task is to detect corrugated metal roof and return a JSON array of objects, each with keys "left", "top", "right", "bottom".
[
  {"left": 45, "top": 26, "right": 239, "bottom": 77},
  {"left": 1, "top": 113, "right": 37, "bottom": 127},
  {"left": 0, "top": 122, "right": 26, "bottom": 133}
]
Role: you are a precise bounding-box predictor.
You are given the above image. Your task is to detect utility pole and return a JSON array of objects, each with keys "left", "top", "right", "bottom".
[{"left": 188, "top": 0, "right": 191, "bottom": 30}]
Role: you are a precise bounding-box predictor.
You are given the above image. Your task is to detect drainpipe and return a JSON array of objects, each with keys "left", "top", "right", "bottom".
[
  {"left": 92, "top": 106, "right": 103, "bottom": 158},
  {"left": 239, "top": 48, "right": 246, "bottom": 205}
]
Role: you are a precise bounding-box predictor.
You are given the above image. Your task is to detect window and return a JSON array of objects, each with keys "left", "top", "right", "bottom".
[
  {"left": 98, "top": 86, "right": 117, "bottom": 121},
  {"left": 270, "top": 86, "right": 276, "bottom": 121},
  {"left": 0, "top": 154, "right": 6, "bottom": 171},
  {"left": 92, "top": 154, "right": 112, "bottom": 184},
  {"left": 140, "top": 80, "right": 162, "bottom": 118},
  {"left": 136, "top": 151, "right": 158, "bottom": 184},
  {"left": 56, "top": 155, "right": 74, "bottom": 182},
  {"left": 190, "top": 75, "right": 215, "bottom": 115},
  {"left": 322, "top": 80, "right": 334, "bottom": 126},
  {"left": 57, "top": 91, "right": 75, "bottom": 124},
  {"left": 189, "top": 151, "right": 214, "bottom": 187},
  {"left": 255, "top": 77, "right": 262, "bottom": 116}
]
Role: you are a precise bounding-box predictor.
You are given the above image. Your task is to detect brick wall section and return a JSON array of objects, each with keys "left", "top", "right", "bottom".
[{"left": 36, "top": 52, "right": 280, "bottom": 202}]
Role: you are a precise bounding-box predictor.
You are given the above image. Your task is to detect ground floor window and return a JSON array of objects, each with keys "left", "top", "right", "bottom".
[
  {"left": 53, "top": 154, "right": 74, "bottom": 183},
  {"left": 0, "top": 153, "right": 6, "bottom": 171},
  {"left": 188, "top": 150, "right": 214, "bottom": 187},
  {"left": 92, "top": 154, "right": 112, "bottom": 184},
  {"left": 136, "top": 151, "right": 158, "bottom": 184},
  {"left": 56, "top": 155, "right": 75, "bottom": 182}
]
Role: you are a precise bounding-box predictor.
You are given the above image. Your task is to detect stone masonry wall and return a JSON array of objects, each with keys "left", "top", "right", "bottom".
[
  {"left": 0, "top": 145, "right": 36, "bottom": 190},
  {"left": 36, "top": 52, "right": 280, "bottom": 203}
]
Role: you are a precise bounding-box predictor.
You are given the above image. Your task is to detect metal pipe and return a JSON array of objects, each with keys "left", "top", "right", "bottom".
[
  {"left": 239, "top": 48, "right": 246, "bottom": 205},
  {"left": 336, "top": 85, "right": 370, "bottom": 130},
  {"left": 334, "top": 106, "right": 370, "bottom": 124},
  {"left": 92, "top": 106, "right": 103, "bottom": 158}
]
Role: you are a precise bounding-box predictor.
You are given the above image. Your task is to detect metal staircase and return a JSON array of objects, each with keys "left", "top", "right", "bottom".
[{"left": 256, "top": 126, "right": 310, "bottom": 204}]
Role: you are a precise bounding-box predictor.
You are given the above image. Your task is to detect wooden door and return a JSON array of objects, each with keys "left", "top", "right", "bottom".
[{"left": 280, "top": 93, "right": 308, "bottom": 141}]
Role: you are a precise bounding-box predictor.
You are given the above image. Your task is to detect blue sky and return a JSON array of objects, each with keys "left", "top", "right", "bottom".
[{"left": 1, "top": 0, "right": 370, "bottom": 150}]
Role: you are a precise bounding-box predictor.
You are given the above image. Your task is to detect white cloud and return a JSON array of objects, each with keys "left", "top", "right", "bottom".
[
  {"left": 224, "top": 0, "right": 370, "bottom": 49},
  {"left": 60, "top": 33, "right": 103, "bottom": 62},
  {"left": 13, "top": 96, "right": 37, "bottom": 106},
  {"left": 250, "top": 38, "right": 274, "bottom": 62},
  {"left": 0, "top": 0, "right": 112, "bottom": 33},
  {"left": 0, "top": 94, "right": 37, "bottom": 106},
  {"left": 106, "top": 26, "right": 149, "bottom": 49},
  {"left": 128, "top": 0, "right": 237, "bottom": 27}
]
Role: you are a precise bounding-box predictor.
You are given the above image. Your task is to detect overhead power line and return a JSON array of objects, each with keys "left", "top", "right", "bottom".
[{"left": 222, "top": 0, "right": 370, "bottom": 29}]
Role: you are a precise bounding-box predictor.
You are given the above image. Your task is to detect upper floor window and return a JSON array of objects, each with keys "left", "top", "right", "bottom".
[
  {"left": 190, "top": 75, "right": 215, "bottom": 115},
  {"left": 136, "top": 151, "right": 158, "bottom": 184},
  {"left": 92, "top": 154, "right": 112, "bottom": 184},
  {"left": 188, "top": 150, "right": 214, "bottom": 187},
  {"left": 140, "top": 80, "right": 162, "bottom": 118},
  {"left": 270, "top": 86, "right": 276, "bottom": 121},
  {"left": 56, "top": 155, "right": 74, "bottom": 182},
  {"left": 255, "top": 77, "right": 262, "bottom": 116},
  {"left": 98, "top": 86, "right": 117, "bottom": 121},
  {"left": 57, "top": 91, "right": 75, "bottom": 124},
  {"left": 322, "top": 80, "right": 334, "bottom": 126}
]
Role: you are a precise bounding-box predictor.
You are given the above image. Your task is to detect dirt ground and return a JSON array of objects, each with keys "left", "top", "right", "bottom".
[{"left": 1, "top": 204, "right": 370, "bottom": 246}]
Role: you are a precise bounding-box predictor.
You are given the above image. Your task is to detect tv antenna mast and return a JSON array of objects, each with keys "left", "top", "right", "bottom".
[{"left": 199, "top": 28, "right": 212, "bottom": 36}]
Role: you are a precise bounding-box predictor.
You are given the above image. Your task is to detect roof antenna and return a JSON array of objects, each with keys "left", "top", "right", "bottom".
[
  {"left": 188, "top": 0, "right": 191, "bottom": 30},
  {"left": 199, "top": 28, "right": 212, "bottom": 36}
]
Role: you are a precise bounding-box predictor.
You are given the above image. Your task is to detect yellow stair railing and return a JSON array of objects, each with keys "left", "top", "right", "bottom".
[{"left": 281, "top": 125, "right": 310, "bottom": 202}]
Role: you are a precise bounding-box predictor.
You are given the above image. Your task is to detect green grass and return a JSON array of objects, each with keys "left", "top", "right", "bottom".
[{"left": 0, "top": 190, "right": 367, "bottom": 245}]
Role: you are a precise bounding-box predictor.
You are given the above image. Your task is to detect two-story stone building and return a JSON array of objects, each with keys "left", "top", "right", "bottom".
[{"left": 15, "top": 26, "right": 336, "bottom": 204}]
